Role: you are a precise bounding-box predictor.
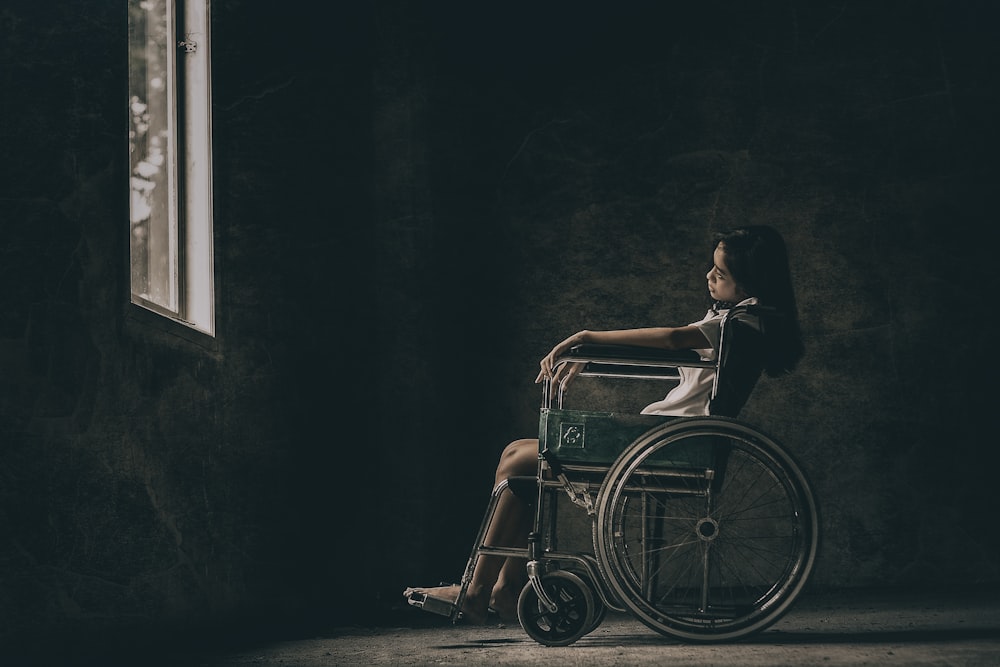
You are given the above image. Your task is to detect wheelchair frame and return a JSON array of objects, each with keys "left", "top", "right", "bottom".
[{"left": 407, "top": 305, "right": 819, "bottom": 645}]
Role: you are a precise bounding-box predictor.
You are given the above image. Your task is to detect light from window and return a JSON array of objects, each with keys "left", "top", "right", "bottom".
[{"left": 128, "top": 0, "right": 214, "bottom": 335}]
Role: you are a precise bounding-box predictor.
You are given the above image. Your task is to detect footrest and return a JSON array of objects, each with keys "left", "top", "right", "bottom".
[{"left": 404, "top": 589, "right": 457, "bottom": 618}]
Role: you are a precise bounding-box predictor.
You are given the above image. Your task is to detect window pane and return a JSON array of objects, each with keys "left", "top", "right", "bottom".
[{"left": 128, "top": 0, "right": 178, "bottom": 312}]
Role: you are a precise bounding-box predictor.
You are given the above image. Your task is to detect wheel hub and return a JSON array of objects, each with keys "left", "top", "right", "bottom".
[{"left": 696, "top": 517, "right": 720, "bottom": 541}]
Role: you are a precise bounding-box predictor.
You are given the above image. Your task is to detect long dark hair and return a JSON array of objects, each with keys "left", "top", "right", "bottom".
[{"left": 715, "top": 226, "right": 804, "bottom": 375}]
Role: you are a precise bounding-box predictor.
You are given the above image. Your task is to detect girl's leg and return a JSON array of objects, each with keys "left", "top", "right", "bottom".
[
  {"left": 406, "top": 438, "right": 538, "bottom": 623},
  {"left": 490, "top": 547, "right": 529, "bottom": 622},
  {"left": 464, "top": 438, "right": 537, "bottom": 621}
]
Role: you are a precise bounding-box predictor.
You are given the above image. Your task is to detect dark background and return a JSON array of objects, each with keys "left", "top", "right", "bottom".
[{"left": 2, "top": 0, "right": 998, "bottom": 662}]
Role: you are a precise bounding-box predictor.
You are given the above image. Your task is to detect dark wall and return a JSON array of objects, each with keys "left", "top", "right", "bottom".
[
  {"left": 1, "top": 0, "right": 380, "bottom": 660},
  {"left": 1, "top": 0, "right": 998, "bottom": 662}
]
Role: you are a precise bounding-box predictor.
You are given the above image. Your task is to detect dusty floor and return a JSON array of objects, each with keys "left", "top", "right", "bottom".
[{"left": 164, "top": 587, "right": 1000, "bottom": 667}]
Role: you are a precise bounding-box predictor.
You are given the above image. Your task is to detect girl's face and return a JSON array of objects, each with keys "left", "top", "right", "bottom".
[{"left": 706, "top": 243, "right": 747, "bottom": 303}]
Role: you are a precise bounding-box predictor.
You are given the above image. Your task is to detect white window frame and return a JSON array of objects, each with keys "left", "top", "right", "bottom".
[{"left": 128, "top": 0, "right": 214, "bottom": 336}]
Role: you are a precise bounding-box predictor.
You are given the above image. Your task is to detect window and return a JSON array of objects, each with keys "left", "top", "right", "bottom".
[{"left": 128, "top": 0, "right": 214, "bottom": 335}]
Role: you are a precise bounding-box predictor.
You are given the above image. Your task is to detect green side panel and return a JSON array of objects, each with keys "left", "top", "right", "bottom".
[{"left": 538, "top": 409, "right": 716, "bottom": 467}]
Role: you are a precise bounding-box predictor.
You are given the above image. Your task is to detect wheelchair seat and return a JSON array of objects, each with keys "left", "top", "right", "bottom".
[{"left": 539, "top": 305, "right": 775, "bottom": 467}]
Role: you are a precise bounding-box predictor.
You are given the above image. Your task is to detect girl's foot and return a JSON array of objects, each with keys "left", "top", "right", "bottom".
[{"left": 402, "top": 584, "right": 490, "bottom": 624}]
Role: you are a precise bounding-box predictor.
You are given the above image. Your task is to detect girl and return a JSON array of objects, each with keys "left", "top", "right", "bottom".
[{"left": 405, "top": 225, "right": 804, "bottom": 624}]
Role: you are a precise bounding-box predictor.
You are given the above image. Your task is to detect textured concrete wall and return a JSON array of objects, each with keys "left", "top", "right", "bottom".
[{"left": 1, "top": 0, "right": 997, "bottom": 661}]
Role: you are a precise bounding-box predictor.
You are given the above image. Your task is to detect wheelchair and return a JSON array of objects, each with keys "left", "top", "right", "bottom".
[{"left": 407, "top": 304, "right": 819, "bottom": 645}]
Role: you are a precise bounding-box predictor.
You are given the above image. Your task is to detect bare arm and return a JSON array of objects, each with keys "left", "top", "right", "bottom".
[{"left": 535, "top": 325, "right": 711, "bottom": 383}]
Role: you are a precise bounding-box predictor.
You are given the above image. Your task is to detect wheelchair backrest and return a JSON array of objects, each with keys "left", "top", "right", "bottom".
[{"left": 709, "top": 304, "right": 772, "bottom": 417}]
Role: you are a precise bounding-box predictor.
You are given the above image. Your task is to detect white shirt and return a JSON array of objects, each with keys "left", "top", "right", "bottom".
[{"left": 640, "top": 297, "right": 758, "bottom": 417}]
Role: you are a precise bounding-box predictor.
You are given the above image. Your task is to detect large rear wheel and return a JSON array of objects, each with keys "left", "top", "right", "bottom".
[{"left": 594, "top": 417, "right": 818, "bottom": 642}]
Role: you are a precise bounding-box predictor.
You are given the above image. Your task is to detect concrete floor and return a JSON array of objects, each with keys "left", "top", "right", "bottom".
[{"left": 165, "top": 587, "right": 1000, "bottom": 667}]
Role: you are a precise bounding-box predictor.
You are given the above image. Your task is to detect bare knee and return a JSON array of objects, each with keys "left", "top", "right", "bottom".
[{"left": 496, "top": 438, "right": 538, "bottom": 482}]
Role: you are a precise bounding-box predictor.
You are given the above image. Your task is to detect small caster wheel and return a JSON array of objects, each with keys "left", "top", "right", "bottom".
[{"left": 517, "top": 570, "right": 595, "bottom": 647}]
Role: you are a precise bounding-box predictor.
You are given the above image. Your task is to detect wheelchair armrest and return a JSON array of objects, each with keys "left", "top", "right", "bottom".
[
  {"left": 556, "top": 344, "right": 712, "bottom": 380},
  {"left": 566, "top": 344, "right": 702, "bottom": 364}
]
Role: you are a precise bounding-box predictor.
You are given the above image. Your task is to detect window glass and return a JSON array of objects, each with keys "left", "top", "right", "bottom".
[{"left": 128, "top": 0, "right": 178, "bottom": 312}]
